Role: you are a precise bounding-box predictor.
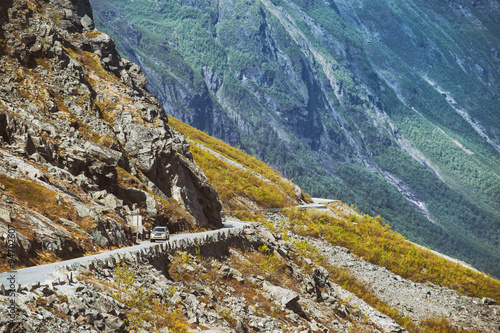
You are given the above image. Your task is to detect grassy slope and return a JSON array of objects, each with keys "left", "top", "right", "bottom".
[
  {"left": 168, "top": 116, "right": 310, "bottom": 210},
  {"left": 230, "top": 204, "right": 499, "bottom": 333},
  {"left": 284, "top": 205, "right": 500, "bottom": 302},
  {"left": 170, "top": 114, "right": 500, "bottom": 301}
]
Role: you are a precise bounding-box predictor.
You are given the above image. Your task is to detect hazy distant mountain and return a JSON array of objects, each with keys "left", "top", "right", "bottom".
[{"left": 92, "top": 0, "right": 500, "bottom": 276}]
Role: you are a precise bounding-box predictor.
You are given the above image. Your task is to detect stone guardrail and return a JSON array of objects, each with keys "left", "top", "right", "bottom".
[{"left": 56, "top": 224, "right": 257, "bottom": 278}]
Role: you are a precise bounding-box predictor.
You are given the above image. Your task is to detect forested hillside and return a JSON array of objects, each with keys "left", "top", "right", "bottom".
[{"left": 91, "top": 0, "right": 500, "bottom": 277}]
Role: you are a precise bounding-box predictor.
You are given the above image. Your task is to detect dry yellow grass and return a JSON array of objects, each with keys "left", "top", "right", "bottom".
[
  {"left": 284, "top": 207, "right": 500, "bottom": 302},
  {"left": 168, "top": 116, "right": 310, "bottom": 210}
]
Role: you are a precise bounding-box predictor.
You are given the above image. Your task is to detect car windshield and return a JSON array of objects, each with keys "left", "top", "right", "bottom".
[{"left": 153, "top": 227, "right": 167, "bottom": 232}]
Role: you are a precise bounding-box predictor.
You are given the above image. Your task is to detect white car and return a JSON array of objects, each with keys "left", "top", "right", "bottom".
[{"left": 150, "top": 226, "right": 170, "bottom": 242}]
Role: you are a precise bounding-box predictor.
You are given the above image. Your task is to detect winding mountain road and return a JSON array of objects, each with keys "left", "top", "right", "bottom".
[
  {"left": 0, "top": 199, "right": 333, "bottom": 287},
  {"left": 0, "top": 220, "right": 248, "bottom": 286},
  {"left": 221, "top": 198, "right": 335, "bottom": 216}
]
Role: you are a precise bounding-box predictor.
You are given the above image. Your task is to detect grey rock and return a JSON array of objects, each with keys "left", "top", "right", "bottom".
[
  {"left": 59, "top": 218, "right": 92, "bottom": 239},
  {"left": 104, "top": 315, "right": 125, "bottom": 332},
  {"left": 102, "top": 193, "right": 123, "bottom": 209},
  {"left": 94, "top": 295, "right": 119, "bottom": 315},
  {"left": 94, "top": 320, "right": 106, "bottom": 330},
  {"left": 41, "top": 286, "right": 54, "bottom": 296},
  {"left": 312, "top": 266, "right": 329, "bottom": 288},
  {"left": 235, "top": 320, "right": 249, "bottom": 333},
  {"left": 46, "top": 294, "right": 58, "bottom": 306},
  {"left": 84, "top": 141, "right": 122, "bottom": 167},
  {"left": 0, "top": 208, "right": 11, "bottom": 223},
  {"left": 263, "top": 282, "right": 300, "bottom": 309},
  {"left": 58, "top": 303, "right": 71, "bottom": 316},
  {"left": 80, "top": 15, "right": 94, "bottom": 32},
  {"left": 145, "top": 192, "right": 158, "bottom": 217},
  {"left": 482, "top": 297, "right": 497, "bottom": 305},
  {"left": 86, "top": 309, "right": 100, "bottom": 325}
]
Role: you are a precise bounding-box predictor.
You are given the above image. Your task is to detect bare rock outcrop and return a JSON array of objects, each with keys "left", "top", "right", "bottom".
[{"left": 0, "top": 0, "right": 221, "bottom": 269}]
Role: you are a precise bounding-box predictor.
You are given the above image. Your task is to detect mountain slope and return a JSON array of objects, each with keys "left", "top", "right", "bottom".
[
  {"left": 1, "top": 1, "right": 499, "bottom": 332},
  {"left": 91, "top": 0, "right": 500, "bottom": 276},
  {"left": 0, "top": 0, "right": 311, "bottom": 271},
  {"left": 167, "top": 115, "right": 311, "bottom": 211},
  {"left": 3, "top": 209, "right": 500, "bottom": 332},
  {"left": 0, "top": 0, "right": 222, "bottom": 270}
]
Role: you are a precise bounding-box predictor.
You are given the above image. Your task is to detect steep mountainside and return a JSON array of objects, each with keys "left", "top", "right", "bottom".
[
  {"left": 91, "top": 0, "right": 500, "bottom": 276},
  {"left": 1, "top": 1, "right": 500, "bottom": 332},
  {"left": 0, "top": 0, "right": 222, "bottom": 270},
  {"left": 167, "top": 116, "right": 311, "bottom": 211}
]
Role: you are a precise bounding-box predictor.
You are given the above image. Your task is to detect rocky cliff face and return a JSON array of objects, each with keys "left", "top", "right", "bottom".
[
  {"left": 92, "top": 0, "right": 500, "bottom": 277},
  {"left": 0, "top": 0, "right": 222, "bottom": 270}
]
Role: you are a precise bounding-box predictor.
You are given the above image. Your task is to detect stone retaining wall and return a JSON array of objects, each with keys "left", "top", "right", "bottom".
[{"left": 57, "top": 224, "right": 261, "bottom": 278}]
